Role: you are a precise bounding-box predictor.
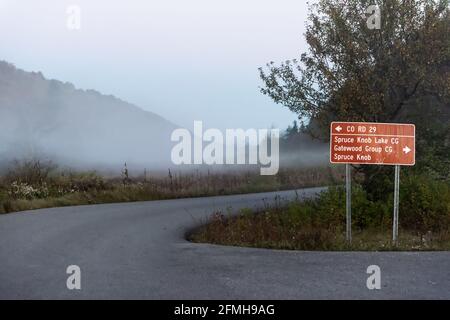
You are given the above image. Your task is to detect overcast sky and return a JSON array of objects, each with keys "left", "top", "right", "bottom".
[{"left": 0, "top": 0, "right": 310, "bottom": 131}]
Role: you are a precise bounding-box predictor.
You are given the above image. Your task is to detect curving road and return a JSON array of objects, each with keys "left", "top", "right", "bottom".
[{"left": 0, "top": 187, "right": 449, "bottom": 299}]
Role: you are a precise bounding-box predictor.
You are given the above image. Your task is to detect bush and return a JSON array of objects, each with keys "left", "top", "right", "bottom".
[
  {"left": 312, "top": 174, "right": 450, "bottom": 233},
  {"left": 8, "top": 181, "right": 49, "bottom": 199},
  {"left": 5, "top": 159, "right": 55, "bottom": 185},
  {"left": 400, "top": 175, "right": 450, "bottom": 232},
  {"left": 294, "top": 185, "right": 390, "bottom": 231},
  {"left": 61, "top": 172, "right": 107, "bottom": 193}
]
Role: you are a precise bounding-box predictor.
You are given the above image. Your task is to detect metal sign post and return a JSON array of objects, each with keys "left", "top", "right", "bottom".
[
  {"left": 393, "top": 165, "right": 400, "bottom": 245},
  {"left": 346, "top": 164, "right": 352, "bottom": 244}
]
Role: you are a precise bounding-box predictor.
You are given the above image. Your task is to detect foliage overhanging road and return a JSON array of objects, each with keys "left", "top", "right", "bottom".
[{"left": 1, "top": 187, "right": 449, "bottom": 299}]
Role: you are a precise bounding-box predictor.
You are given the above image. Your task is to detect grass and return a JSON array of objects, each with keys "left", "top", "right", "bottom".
[
  {"left": 189, "top": 180, "right": 450, "bottom": 251},
  {"left": 0, "top": 160, "right": 343, "bottom": 214},
  {"left": 190, "top": 215, "right": 450, "bottom": 251}
]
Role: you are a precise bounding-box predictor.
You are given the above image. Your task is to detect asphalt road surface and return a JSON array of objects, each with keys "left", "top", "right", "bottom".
[{"left": 1, "top": 187, "right": 449, "bottom": 299}]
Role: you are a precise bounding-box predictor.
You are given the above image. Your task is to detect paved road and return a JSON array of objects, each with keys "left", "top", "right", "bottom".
[{"left": 0, "top": 187, "right": 449, "bottom": 299}]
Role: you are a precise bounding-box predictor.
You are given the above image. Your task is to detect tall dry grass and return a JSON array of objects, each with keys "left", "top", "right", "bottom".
[{"left": 0, "top": 160, "right": 342, "bottom": 214}]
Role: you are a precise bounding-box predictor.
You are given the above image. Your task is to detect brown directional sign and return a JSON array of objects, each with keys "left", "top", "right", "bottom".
[{"left": 330, "top": 122, "right": 415, "bottom": 166}]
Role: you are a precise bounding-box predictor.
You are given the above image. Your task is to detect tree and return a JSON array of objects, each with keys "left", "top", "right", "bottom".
[
  {"left": 260, "top": 0, "right": 450, "bottom": 196},
  {"left": 285, "top": 121, "right": 299, "bottom": 138}
]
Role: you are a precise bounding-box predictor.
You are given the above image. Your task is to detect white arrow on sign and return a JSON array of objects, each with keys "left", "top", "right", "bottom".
[
  {"left": 403, "top": 146, "right": 411, "bottom": 154},
  {"left": 335, "top": 126, "right": 342, "bottom": 132}
]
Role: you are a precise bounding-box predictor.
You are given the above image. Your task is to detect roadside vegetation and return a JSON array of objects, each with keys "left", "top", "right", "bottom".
[
  {"left": 190, "top": 174, "right": 450, "bottom": 251},
  {"left": 0, "top": 159, "right": 341, "bottom": 214}
]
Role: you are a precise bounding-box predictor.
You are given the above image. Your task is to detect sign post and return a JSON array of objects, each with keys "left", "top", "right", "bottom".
[
  {"left": 346, "top": 164, "right": 352, "bottom": 243},
  {"left": 330, "top": 122, "right": 415, "bottom": 244},
  {"left": 393, "top": 165, "right": 400, "bottom": 244}
]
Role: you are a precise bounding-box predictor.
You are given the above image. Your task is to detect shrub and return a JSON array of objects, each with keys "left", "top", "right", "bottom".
[
  {"left": 8, "top": 181, "right": 49, "bottom": 199},
  {"left": 311, "top": 175, "right": 450, "bottom": 232},
  {"left": 5, "top": 159, "right": 56, "bottom": 185},
  {"left": 399, "top": 174, "right": 450, "bottom": 232}
]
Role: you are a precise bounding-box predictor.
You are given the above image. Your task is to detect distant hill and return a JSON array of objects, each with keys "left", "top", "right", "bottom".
[{"left": 0, "top": 61, "right": 177, "bottom": 170}]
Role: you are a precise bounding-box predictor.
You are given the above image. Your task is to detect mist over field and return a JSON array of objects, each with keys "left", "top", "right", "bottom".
[{"left": 0, "top": 61, "right": 328, "bottom": 174}]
